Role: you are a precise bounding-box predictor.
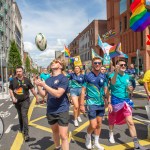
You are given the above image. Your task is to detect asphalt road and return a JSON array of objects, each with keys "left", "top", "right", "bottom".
[{"left": 0, "top": 85, "right": 150, "bottom": 150}]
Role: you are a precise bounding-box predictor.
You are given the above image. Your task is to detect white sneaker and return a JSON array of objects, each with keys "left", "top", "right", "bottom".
[
  {"left": 93, "top": 143, "right": 104, "bottom": 150},
  {"left": 74, "top": 120, "right": 79, "bottom": 127},
  {"left": 77, "top": 116, "right": 82, "bottom": 122},
  {"left": 85, "top": 135, "right": 92, "bottom": 149},
  {"left": 109, "top": 132, "right": 115, "bottom": 144}
]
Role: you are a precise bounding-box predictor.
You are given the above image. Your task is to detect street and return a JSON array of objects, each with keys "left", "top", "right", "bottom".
[{"left": 0, "top": 85, "right": 150, "bottom": 150}]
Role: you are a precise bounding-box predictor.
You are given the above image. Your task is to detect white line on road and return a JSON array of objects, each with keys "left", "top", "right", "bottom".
[
  {"left": 14, "top": 114, "right": 18, "bottom": 119},
  {"left": 5, "top": 124, "right": 14, "bottom": 134},
  {"left": 0, "top": 103, "right": 4, "bottom": 107},
  {"left": 8, "top": 104, "right": 14, "bottom": 109}
]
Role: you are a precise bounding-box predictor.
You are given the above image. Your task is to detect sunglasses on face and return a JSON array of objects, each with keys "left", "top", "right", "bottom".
[
  {"left": 120, "top": 64, "right": 127, "bottom": 67},
  {"left": 52, "top": 60, "right": 62, "bottom": 65},
  {"left": 94, "top": 62, "right": 102, "bottom": 65}
]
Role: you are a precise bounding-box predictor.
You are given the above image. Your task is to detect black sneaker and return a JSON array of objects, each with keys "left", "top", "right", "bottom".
[
  {"left": 134, "top": 145, "right": 148, "bottom": 150},
  {"left": 54, "top": 147, "right": 61, "bottom": 150},
  {"left": 24, "top": 135, "right": 30, "bottom": 142}
]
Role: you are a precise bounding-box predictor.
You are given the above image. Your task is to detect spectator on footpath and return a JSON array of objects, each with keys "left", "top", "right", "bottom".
[
  {"left": 35, "top": 60, "right": 69, "bottom": 150},
  {"left": 143, "top": 70, "right": 150, "bottom": 102},
  {"left": 9, "top": 74, "right": 13, "bottom": 82},
  {"left": 9, "top": 66, "right": 39, "bottom": 142},
  {"left": 40, "top": 68, "right": 50, "bottom": 103}
]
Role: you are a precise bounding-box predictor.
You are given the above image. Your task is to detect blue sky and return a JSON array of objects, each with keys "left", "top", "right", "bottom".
[{"left": 16, "top": 0, "right": 107, "bottom": 67}]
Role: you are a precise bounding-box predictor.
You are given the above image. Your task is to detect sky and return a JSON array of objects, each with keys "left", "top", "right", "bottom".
[{"left": 16, "top": 0, "right": 107, "bottom": 67}]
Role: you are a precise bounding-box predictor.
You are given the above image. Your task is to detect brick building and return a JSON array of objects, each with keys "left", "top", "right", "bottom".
[
  {"left": 69, "top": 20, "right": 107, "bottom": 64},
  {"left": 106, "top": 0, "right": 150, "bottom": 71}
]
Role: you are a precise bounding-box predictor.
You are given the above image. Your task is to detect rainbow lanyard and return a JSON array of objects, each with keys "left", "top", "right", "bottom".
[{"left": 17, "top": 79, "right": 24, "bottom": 87}]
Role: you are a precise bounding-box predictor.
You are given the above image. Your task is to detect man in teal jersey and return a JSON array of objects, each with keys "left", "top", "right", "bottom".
[
  {"left": 108, "top": 59, "right": 147, "bottom": 150},
  {"left": 80, "top": 57, "right": 110, "bottom": 150}
]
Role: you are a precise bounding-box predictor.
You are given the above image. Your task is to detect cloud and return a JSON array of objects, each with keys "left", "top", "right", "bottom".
[{"left": 16, "top": 0, "right": 107, "bottom": 67}]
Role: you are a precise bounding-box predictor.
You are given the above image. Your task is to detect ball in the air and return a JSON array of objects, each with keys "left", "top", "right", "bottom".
[{"left": 35, "top": 33, "right": 47, "bottom": 51}]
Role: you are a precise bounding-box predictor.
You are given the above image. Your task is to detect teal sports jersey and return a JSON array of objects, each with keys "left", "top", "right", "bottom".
[
  {"left": 68, "top": 73, "right": 85, "bottom": 88},
  {"left": 40, "top": 73, "right": 50, "bottom": 81},
  {"left": 109, "top": 72, "right": 130, "bottom": 98},
  {"left": 83, "top": 71, "right": 107, "bottom": 106}
]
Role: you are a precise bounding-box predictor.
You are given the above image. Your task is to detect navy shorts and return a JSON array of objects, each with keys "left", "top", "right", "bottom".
[
  {"left": 86, "top": 105, "right": 105, "bottom": 120},
  {"left": 70, "top": 88, "right": 81, "bottom": 96}
]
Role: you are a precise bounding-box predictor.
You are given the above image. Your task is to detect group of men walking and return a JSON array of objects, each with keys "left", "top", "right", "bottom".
[{"left": 9, "top": 57, "right": 150, "bottom": 150}]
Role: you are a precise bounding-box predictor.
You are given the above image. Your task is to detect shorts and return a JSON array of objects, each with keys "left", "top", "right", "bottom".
[
  {"left": 47, "top": 111, "right": 69, "bottom": 126},
  {"left": 70, "top": 88, "right": 81, "bottom": 96},
  {"left": 86, "top": 105, "right": 105, "bottom": 120}
]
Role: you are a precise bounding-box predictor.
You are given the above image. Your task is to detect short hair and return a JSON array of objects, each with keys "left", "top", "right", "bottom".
[
  {"left": 116, "top": 59, "right": 126, "bottom": 65},
  {"left": 16, "top": 66, "right": 23, "bottom": 70},
  {"left": 92, "top": 57, "right": 102, "bottom": 62},
  {"left": 101, "top": 65, "right": 106, "bottom": 69}
]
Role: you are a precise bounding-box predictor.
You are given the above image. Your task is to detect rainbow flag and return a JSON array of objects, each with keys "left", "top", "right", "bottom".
[
  {"left": 130, "top": 0, "right": 150, "bottom": 32},
  {"left": 109, "top": 43, "right": 128, "bottom": 59},
  {"left": 64, "top": 45, "right": 70, "bottom": 57},
  {"left": 91, "top": 49, "right": 103, "bottom": 60}
]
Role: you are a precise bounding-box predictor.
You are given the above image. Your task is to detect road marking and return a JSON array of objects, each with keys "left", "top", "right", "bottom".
[
  {"left": 29, "top": 122, "right": 52, "bottom": 133},
  {"left": 14, "top": 114, "right": 18, "bottom": 119},
  {"left": 30, "top": 116, "right": 46, "bottom": 124},
  {"left": 8, "top": 104, "right": 14, "bottom": 109},
  {"left": 134, "top": 91, "right": 147, "bottom": 96},
  {"left": 0, "top": 111, "right": 11, "bottom": 118},
  {"left": 10, "top": 132, "right": 24, "bottom": 150},
  {"left": 0, "top": 103, "right": 4, "bottom": 107},
  {"left": 5, "top": 124, "right": 14, "bottom": 133},
  {"left": 10, "top": 97, "right": 36, "bottom": 150}
]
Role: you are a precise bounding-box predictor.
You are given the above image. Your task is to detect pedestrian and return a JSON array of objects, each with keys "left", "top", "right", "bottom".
[
  {"left": 35, "top": 59, "right": 69, "bottom": 150},
  {"left": 80, "top": 57, "right": 109, "bottom": 150},
  {"left": 108, "top": 60, "right": 147, "bottom": 150},
  {"left": 68, "top": 66, "right": 85, "bottom": 127},
  {"left": 8, "top": 74, "right": 13, "bottom": 82},
  {"left": 40, "top": 68, "right": 50, "bottom": 103},
  {"left": 9, "top": 66, "right": 39, "bottom": 142},
  {"left": 143, "top": 70, "right": 150, "bottom": 102}
]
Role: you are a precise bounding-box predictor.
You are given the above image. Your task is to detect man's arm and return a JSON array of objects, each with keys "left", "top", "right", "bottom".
[
  {"left": 9, "top": 89, "right": 17, "bottom": 103},
  {"left": 43, "top": 84, "right": 65, "bottom": 98}
]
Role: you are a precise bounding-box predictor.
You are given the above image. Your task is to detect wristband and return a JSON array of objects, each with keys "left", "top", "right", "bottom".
[{"left": 108, "top": 102, "right": 111, "bottom": 104}]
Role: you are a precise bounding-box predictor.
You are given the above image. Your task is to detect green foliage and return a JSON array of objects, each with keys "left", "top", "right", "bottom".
[
  {"left": 25, "top": 56, "right": 31, "bottom": 73},
  {"left": 31, "top": 68, "right": 38, "bottom": 74},
  {"left": 8, "top": 40, "right": 22, "bottom": 72}
]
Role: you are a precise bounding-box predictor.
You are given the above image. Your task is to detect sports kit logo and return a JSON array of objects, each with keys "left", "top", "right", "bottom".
[{"left": 54, "top": 80, "right": 59, "bottom": 84}]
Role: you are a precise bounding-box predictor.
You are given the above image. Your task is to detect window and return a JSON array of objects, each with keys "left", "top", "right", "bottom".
[
  {"left": 146, "top": 0, "right": 150, "bottom": 5},
  {"left": 120, "top": 21, "right": 122, "bottom": 32},
  {"left": 120, "top": 0, "right": 127, "bottom": 14},
  {"left": 124, "top": 16, "right": 127, "bottom": 30}
]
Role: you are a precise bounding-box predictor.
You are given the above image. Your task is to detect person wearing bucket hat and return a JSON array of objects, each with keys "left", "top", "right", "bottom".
[{"left": 35, "top": 59, "right": 69, "bottom": 150}]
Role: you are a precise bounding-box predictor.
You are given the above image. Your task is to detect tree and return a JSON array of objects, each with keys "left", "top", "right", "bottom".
[
  {"left": 8, "top": 40, "right": 22, "bottom": 73},
  {"left": 25, "top": 56, "right": 31, "bottom": 73}
]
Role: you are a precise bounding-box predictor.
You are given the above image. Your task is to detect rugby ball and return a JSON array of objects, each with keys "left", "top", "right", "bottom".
[{"left": 35, "top": 33, "right": 47, "bottom": 51}]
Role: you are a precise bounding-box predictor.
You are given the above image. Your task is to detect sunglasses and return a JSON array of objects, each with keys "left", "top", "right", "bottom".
[
  {"left": 120, "top": 64, "right": 127, "bottom": 67},
  {"left": 94, "top": 62, "right": 102, "bottom": 65},
  {"left": 52, "top": 60, "right": 62, "bottom": 65}
]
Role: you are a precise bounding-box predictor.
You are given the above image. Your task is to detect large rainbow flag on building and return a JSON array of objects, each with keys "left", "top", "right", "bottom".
[
  {"left": 130, "top": 0, "right": 150, "bottom": 32},
  {"left": 64, "top": 45, "right": 70, "bottom": 57}
]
